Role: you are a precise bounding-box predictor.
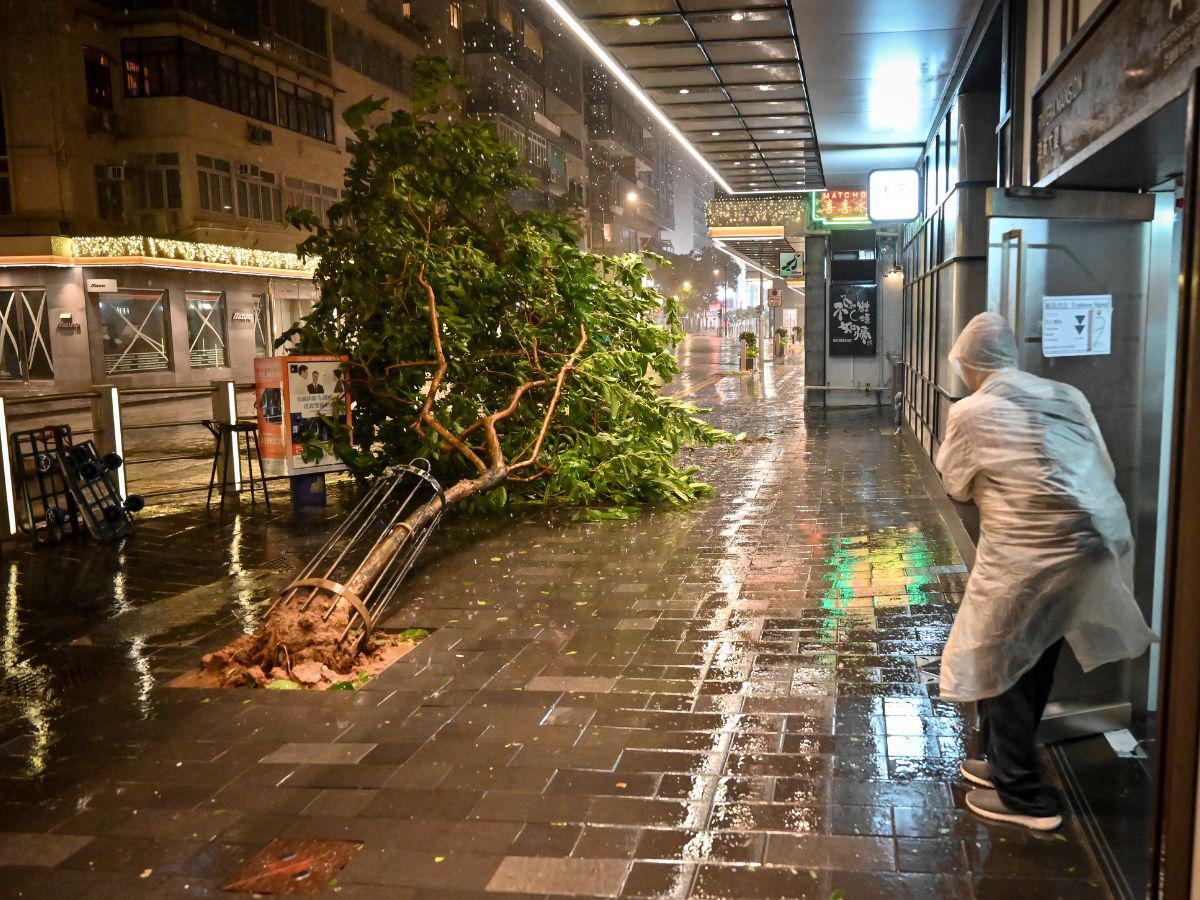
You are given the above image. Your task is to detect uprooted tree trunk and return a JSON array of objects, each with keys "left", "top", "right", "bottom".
[
  {"left": 198, "top": 74, "right": 728, "bottom": 687},
  {"left": 203, "top": 271, "right": 586, "bottom": 687}
]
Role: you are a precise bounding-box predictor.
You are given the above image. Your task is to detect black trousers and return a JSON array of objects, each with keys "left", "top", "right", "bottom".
[{"left": 977, "top": 639, "right": 1064, "bottom": 817}]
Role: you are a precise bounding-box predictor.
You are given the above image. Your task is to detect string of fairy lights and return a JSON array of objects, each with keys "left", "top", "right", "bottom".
[
  {"left": 706, "top": 196, "right": 809, "bottom": 229},
  {"left": 50, "top": 236, "right": 315, "bottom": 274}
]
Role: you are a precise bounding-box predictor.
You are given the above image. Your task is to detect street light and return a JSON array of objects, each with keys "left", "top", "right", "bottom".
[{"left": 625, "top": 191, "right": 640, "bottom": 252}]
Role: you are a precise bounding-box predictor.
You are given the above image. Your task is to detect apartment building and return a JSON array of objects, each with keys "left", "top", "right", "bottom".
[
  {"left": 459, "top": 1, "right": 587, "bottom": 221},
  {"left": 0, "top": 0, "right": 457, "bottom": 392},
  {"left": 0, "top": 0, "right": 693, "bottom": 394},
  {"left": 584, "top": 63, "right": 671, "bottom": 255}
]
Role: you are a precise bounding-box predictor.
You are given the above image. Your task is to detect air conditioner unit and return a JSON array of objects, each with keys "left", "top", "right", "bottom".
[
  {"left": 247, "top": 123, "right": 273, "bottom": 145},
  {"left": 106, "top": 165, "right": 127, "bottom": 181}
]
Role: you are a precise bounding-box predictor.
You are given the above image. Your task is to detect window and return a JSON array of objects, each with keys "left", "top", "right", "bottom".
[
  {"left": 84, "top": 48, "right": 114, "bottom": 109},
  {"left": 95, "top": 166, "right": 124, "bottom": 221},
  {"left": 236, "top": 164, "right": 282, "bottom": 223},
  {"left": 602, "top": 222, "right": 612, "bottom": 242},
  {"left": 134, "top": 153, "right": 182, "bottom": 210},
  {"left": 273, "top": 0, "right": 329, "bottom": 57},
  {"left": 283, "top": 176, "right": 339, "bottom": 221},
  {"left": 252, "top": 293, "right": 273, "bottom": 357},
  {"left": 497, "top": 2, "right": 514, "bottom": 32},
  {"left": 548, "top": 145, "right": 566, "bottom": 185},
  {"left": 523, "top": 23, "right": 542, "bottom": 59},
  {"left": 185, "top": 291, "right": 228, "bottom": 368},
  {"left": 123, "top": 38, "right": 276, "bottom": 124},
  {"left": 277, "top": 79, "right": 334, "bottom": 142},
  {"left": 526, "top": 132, "right": 548, "bottom": 170},
  {"left": 98, "top": 290, "right": 171, "bottom": 374},
  {"left": 0, "top": 289, "right": 53, "bottom": 381},
  {"left": 0, "top": 84, "right": 9, "bottom": 214},
  {"left": 197, "top": 155, "right": 234, "bottom": 214},
  {"left": 449, "top": 2, "right": 462, "bottom": 29},
  {"left": 123, "top": 37, "right": 182, "bottom": 97},
  {"left": 333, "top": 17, "right": 406, "bottom": 92}
]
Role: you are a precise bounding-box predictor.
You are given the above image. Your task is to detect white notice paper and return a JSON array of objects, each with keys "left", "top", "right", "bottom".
[{"left": 1042, "top": 294, "right": 1112, "bottom": 358}]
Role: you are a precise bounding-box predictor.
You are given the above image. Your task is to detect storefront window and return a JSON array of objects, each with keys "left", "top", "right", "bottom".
[
  {"left": 99, "top": 290, "right": 170, "bottom": 374},
  {"left": 0, "top": 289, "right": 53, "bottom": 381},
  {"left": 185, "top": 291, "right": 228, "bottom": 368}
]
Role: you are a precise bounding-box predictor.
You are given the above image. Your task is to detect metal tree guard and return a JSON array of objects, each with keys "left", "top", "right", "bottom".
[{"left": 267, "top": 460, "right": 445, "bottom": 653}]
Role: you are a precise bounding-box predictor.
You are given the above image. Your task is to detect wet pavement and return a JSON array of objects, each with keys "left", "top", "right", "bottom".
[{"left": 0, "top": 335, "right": 1109, "bottom": 897}]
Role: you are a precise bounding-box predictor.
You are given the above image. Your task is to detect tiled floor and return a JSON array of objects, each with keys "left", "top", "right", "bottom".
[{"left": 0, "top": 336, "right": 1110, "bottom": 897}]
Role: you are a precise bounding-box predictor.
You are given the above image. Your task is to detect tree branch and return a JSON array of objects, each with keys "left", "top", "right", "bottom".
[
  {"left": 511, "top": 324, "right": 587, "bottom": 471},
  {"left": 413, "top": 265, "right": 447, "bottom": 436}
]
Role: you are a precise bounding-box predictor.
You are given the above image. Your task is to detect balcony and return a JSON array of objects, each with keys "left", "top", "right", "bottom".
[{"left": 368, "top": 0, "right": 431, "bottom": 45}]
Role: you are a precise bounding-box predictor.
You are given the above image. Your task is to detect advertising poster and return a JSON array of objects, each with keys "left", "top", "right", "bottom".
[
  {"left": 254, "top": 357, "right": 287, "bottom": 474},
  {"left": 254, "top": 354, "right": 349, "bottom": 476},
  {"left": 829, "top": 282, "right": 878, "bottom": 357},
  {"left": 287, "top": 356, "right": 345, "bottom": 470}
]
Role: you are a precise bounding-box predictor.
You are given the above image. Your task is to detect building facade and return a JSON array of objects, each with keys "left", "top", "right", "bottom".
[
  {"left": 0, "top": 0, "right": 701, "bottom": 394},
  {"left": 460, "top": 1, "right": 587, "bottom": 219},
  {"left": 584, "top": 63, "right": 673, "bottom": 255},
  {"left": 0, "top": 0, "right": 461, "bottom": 392}
]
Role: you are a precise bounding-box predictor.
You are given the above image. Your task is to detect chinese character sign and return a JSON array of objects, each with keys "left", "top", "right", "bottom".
[
  {"left": 811, "top": 190, "right": 870, "bottom": 227},
  {"left": 829, "top": 283, "right": 877, "bottom": 357}
]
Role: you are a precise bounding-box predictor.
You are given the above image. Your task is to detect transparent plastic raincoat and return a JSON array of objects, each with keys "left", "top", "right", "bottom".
[{"left": 935, "top": 313, "right": 1155, "bottom": 702}]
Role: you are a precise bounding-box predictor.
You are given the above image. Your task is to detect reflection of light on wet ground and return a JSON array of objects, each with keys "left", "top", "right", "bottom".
[
  {"left": 112, "top": 547, "right": 131, "bottom": 616},
  {"left": 228, "top": 513, "right": 263, "bottom": 632},
  {"left": 2, "top": 562, "right": 54, "bottom": 776},
  {"left": 129, "top": 637, "right": 154, "bottom": 715},
  {"left": 820, "top": 524, "right": 936, "bottom": 611}
]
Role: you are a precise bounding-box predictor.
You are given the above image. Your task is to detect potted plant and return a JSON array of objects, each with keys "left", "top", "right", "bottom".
[
  {"left": 791, "top": 325, "right": 803, "bottom": 344},
  {"left": 774, "top": 327, "right": 788, "bottom": 359},
  {"left": 739, "top": 331, "right": 758, "bottom": 371}
]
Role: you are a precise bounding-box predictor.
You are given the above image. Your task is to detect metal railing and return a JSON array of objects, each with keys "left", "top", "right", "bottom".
[{"left": 0, "top": 379, "right": 304, "bottom": 537}]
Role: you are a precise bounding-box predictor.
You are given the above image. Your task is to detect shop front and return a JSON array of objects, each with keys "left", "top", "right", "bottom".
[
  {"left": 0, "top": 236, "right": 316, "bottom": 393},
  {"left": 900, "top": 0, "right": 1200, "bottom": 895}
]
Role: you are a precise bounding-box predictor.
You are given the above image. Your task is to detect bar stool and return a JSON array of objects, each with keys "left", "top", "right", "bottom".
[{"left": 203, "top": 419, "right": 271, "bottom": 514}]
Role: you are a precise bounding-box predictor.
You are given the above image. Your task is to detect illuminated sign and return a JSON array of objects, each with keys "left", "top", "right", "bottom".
[
  {"left": 810, "top": 190, "right": 870, "bottom": 228},
  {"left": 868, "top": 168, "right": 920, "bottom": 222}
]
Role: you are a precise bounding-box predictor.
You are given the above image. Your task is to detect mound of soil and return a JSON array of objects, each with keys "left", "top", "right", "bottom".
[{"left": 175, "top": 590, "right": 429, "bottom": 690}]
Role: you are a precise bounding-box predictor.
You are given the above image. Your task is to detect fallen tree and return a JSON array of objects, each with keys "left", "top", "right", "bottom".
[{"left": 206, "top": 61, "right": 730, "bottom": 685}]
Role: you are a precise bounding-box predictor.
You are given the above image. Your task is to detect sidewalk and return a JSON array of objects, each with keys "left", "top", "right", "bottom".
[{"left": 0, "top": 336, "right": 1107, "bottom": 897}]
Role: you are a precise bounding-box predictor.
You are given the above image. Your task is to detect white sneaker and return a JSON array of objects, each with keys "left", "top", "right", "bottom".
[
  {"left": 960, "top": 759, "right": 995, "bottom": 789},
  {"left": 966, "top": 788, "right": 1062, "bottom": 832}
]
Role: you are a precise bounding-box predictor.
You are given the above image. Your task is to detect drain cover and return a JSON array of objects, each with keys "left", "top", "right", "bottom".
[{"left": 222, "top": 838, "right": 361, "bottom": 894}]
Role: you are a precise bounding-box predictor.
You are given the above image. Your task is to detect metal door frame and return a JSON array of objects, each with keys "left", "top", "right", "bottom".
[{"left": 1153, "top": 68, "right": 1200, "bottom": 900}]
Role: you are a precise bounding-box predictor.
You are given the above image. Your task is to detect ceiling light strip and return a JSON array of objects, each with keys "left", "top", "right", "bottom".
[{"left": 538, "top": 0, "right": 734, "bottom": 193}]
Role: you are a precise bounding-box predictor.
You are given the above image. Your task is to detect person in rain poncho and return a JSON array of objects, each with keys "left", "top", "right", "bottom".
[{"left": 935, "top": 312, "right": 1154, "bottom": 832}]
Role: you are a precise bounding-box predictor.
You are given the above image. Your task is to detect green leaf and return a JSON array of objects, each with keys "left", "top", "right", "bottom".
[
  {"left": 265, "top": 679, "right": 301, "bottom": 690},
  {"left": 397, "top": 628, "right": 431, "bottom": 640},
  {"left": 328, "top": 680, "right": 357, "bottom": 691}
]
